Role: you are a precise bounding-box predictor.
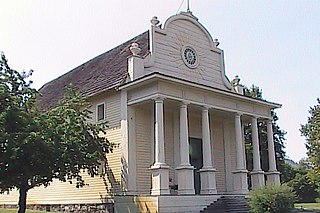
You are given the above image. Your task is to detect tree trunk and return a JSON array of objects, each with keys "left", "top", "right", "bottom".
[{"left": 18, "top": 185, "right": 28, "bottom": 213}]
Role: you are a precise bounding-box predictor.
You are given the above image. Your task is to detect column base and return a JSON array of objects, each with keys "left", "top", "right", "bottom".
[
  {"left": 200, "top": 167, "right": 217, "bottom": 194},
  {"left": 232, "top": 169, "right": 249, "bottom": 194},
  {"left": 266, "top": 171, "right": 281, "bottom": 186},
  {"left": 251, "top": 170, "right": 265, "bottom": 189},
  {"left": 176, "top": 165, "right": 195, "bottom": 195},
  {"left": 150, "top": 164, "right": 170, "bottom": 195}
]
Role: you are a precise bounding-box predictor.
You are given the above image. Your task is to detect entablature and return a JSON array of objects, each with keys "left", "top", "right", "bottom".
[{"left": 119, "top": 73, "right": 281, "bottom": 119}]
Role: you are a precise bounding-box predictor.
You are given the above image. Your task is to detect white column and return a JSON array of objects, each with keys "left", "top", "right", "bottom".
[
  {"left": 150, "top": 97, "right": 169, "bottom": 195},
  {"left": 180, "top": 102, "right": 190, "bottom": 166},
  {"left": 176, "top": 102, "right": 195, "bottom": 195},
  {"left": 126, "top": 106, "right": 137, "bottom": 194},
  {"left": 235, "top": 113, "right": 246, "bottom": 170},
  {"left": 241, "top": 124, "right": 247, "bottom": 169},
  {"left": 232, "top": 113, "right": 248, "bottom": 194},
  {"left": 267, "top": 120, "right": 277, "bottom": 171},
  {"left": 202, "top": 107, "right": 213, "bottom": 168},
  {"left": 252, "top": 117, "right": 262, "bottom": 171},
  {"left": 154, "top": 97, "right": 165, "bottom": 165},
  {"left": 250, "top": 117, "right": 265, "bottom": 189},
  {"left": 200, "top": 107, "right": 217, "bottom": 194},
  {"left": 120, "top": 90, "right": 137, "bottom": 194},
  {"left": 266, "top": 119, "right": 281, "bottom": 185}
]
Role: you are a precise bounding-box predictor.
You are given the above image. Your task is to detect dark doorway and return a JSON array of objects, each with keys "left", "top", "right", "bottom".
[{"left": 189, "top": 137, "right": 203, "bottom": 195}]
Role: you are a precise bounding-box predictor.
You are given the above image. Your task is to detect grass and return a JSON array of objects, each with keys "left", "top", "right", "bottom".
[
  {"left": 0, "top": 209, "right": 46, "bottom": 213},
  {"left": 295, "top": 203, "right": 320, "bottom": 210}
]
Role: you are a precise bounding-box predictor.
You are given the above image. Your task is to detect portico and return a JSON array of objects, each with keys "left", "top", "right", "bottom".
[{"left": 120, "top": 72, "right": 281, "bottom": 196}]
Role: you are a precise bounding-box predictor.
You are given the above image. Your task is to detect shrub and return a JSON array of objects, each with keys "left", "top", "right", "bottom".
[{"left": 249, "top": 185, "right": 296, "bottom": 213}]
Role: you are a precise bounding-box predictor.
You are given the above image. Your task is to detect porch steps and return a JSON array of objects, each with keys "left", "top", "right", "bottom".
[{"left": 200, "top": 196, "right": 250, "bottom": 213}]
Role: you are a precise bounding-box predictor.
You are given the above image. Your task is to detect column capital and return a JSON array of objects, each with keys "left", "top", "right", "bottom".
[
  {"left": 153, "top": 96, "right": 165, "bottom": 103},
  {"left": 202, "top": 105, "right": 211, "bottom": 111},
  {"left": 266, "top": 118, "right": 273, "bottom": 124},
  {"left": 179, "top": 101, "right": 190, "bottom": 107},
  {"left": 251, "top": 116, "right": 258, "bottom": 122},
  {"left": 235, "top": 112, "right": 243, "bottom": 117}
]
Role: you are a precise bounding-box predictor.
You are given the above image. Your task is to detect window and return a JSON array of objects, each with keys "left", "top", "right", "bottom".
[
  {"left": 181, "top": 45, "right": 199, "bottom": 69},
  {"left": 98, "top": 161, "right": 106, "bottom": 175},
  {"left": 97, "top": 103, "right": 105, "bottom": 121}
]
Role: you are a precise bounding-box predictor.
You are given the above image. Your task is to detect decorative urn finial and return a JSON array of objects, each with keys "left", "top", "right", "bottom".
[
  {"left": 130, "top": 43, "right": 141, "bottom": 56},
  {"left": 232, "top": 75, "right": 241, "bottom": 86},
  {"left": 232, "top": 75, "right": 244, "bottom": 95},
  {"left": 150, "top": 16, "right": 160, "bottom": 26},
  {"left": 213, "top": 38, "right": 220, "bottom": 47}
]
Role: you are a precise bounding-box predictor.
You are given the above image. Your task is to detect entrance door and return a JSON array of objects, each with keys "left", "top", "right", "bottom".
[{"left": 189, "top": 138, "right": 203, "bottom": 195}]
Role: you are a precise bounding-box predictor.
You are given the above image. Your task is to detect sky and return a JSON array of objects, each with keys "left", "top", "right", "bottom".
[{"left": 1, "top": 0, "right": 319, "bottom": 162}]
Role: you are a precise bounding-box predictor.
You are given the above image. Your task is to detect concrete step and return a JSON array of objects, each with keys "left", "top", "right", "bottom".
[{"left": 201, "top": 196, "right": 250, "bottom": 213}]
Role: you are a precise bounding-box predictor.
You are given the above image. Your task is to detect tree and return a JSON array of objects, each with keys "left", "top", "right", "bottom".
[
  {"left": 243, "top": 85, "right": 286, "bottom": 181},
  {"left": 285, "top": 159, "right": 319, "bottom": 203},
  {"left": 281, "top": 163, "right": 297, "bottom": 183},
  {"left": 0, "top": 53, "right": 113, "bottom": 213},
  {"left": 297, "top": 99, "right": 320, "bottom": 202},
  {"left": 300, "top": 99, "right": 320, "bottom": 170}
]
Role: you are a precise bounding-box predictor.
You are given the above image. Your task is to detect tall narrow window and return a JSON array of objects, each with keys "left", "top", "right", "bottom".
[{"left": 97, "top": 103, "right": 105, "bottom": 121}]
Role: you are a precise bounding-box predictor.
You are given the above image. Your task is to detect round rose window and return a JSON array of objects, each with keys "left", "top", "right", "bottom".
[{"left": 181, "top": 46, "right": 199, "bottom": 69}]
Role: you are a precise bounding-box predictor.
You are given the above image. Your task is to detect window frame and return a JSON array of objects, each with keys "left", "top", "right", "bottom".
[{"left": 96, "top": 102, "right": 106, "bottom": 122}]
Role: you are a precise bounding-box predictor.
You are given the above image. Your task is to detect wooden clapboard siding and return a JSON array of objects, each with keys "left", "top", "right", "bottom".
[
  {"left": 27, "top": 172, "right": 108, "bottom": 204},
  {"left": 211, "top": 119, "right": 226, "bottom": 193},
  {"left": 164, "top": 110, "right": 175, "bottom": 181},
  {"left": 87, "top": 92, "right": 123, "bottom": 194},
  {"left": 104, "top": 127, "right": 122, "bottom": 193},
  {"left": 135, "top": 107, "right": 152, "bottom": 194},
  {"left": 0, "top": 128, "right": 122, "bottom": 205},
  {"left": 0, "top": 190, "right": 22, "bottom": 205},
  {"left": 0, "top": 174, "right": 108, "bottom": 205},
  {"left": 151, "top": 18, "right": 228, "bottom": 91},
  {"left": 0, "top": 93, "right": 122, "bottom": 205},
  {"left": 106, "top": 93, "right": 121, "bottom": 128}
]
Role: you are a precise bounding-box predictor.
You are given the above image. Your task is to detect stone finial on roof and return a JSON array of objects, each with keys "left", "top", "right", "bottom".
[
  {"left": 151, "top": 16, "right": 160, "bottom": 26},
  {"left": 130, "top": 43, "right": 141, "bottom": 56},
  {"left": 213, "top": 38, "right": 220, "bottom": 47},
  {"left": 232, "top": 75, "right": 244, "bottom": 95},
  {"left": 232, "top": 75, "right": 240, "bottom": 86}
]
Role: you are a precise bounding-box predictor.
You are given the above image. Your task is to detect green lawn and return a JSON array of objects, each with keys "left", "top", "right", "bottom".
[
  {"left": 0, "top": 209, "right": 46, "bottom": 213},
  {"left": 295, "top": 203, "right": 320, "bottom": 210}
]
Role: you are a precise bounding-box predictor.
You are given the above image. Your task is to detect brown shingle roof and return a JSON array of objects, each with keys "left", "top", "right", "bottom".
[{"left": 38, "top": 31, "right": 149, "bottom": 110}]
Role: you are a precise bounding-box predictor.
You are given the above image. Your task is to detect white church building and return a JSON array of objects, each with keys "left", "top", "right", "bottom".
[{"left": 1, "top": 11, "right": 281, "bottom": 213}]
